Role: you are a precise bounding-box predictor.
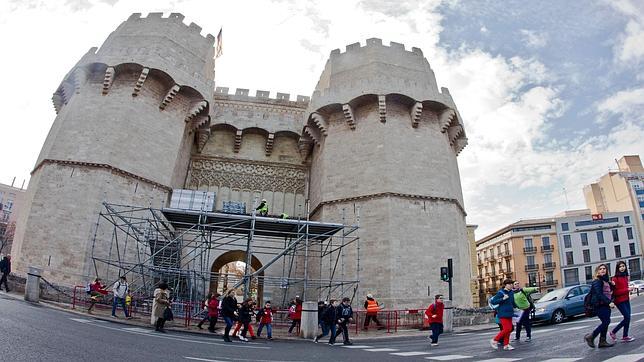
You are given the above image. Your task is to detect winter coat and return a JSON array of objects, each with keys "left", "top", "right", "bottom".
[
  {"left": 151, "top": 288, "right": 170, "bottom": 324},
  {"left": 257, "top": 307, "right": 273, "bottom": 324},
  {"left": 612, "top": 274, "right": 630, "bottom": 304},
  {"left": 590, "top": 277, "right": 613, "bottom": 307},
  {"left": 424, "top": 301, "right": 444, "bottom": 324},
  {"left": 490, "top": 288, "right": 515, "bottom": 318},
  {"left": 293, "top": 300, "right": 303, "bottom": 320},
  {"left": 317, "top": 305, "right": 326, "bottom": 322},
  {"left": 513, "top": 287, "right": 538, "bottom": 310},
  {"left": 0, "top": 257, "right": 10, "bottom": 274},
  {"left": 207, "top": 298, "right": 220, "bottom": 318},
  {"left": 337, "top": 303, "right": 353, "bottom": 323},
  {"left": 238, "top": 304, "right": 253, "bottom": 323},
  {"left": 112, "top": 281, "right": 128, "bottom": 299},
  {"left": 322, "top": 304, "right": 338, "bottom": 325},
  {"left": 221, "top": 295, "right": 238, "bottom": 318}
]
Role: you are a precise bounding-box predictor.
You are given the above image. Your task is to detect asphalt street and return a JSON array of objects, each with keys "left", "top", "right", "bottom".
[{"left": 1, "top": 292, "right": 643, "bottom": 362}]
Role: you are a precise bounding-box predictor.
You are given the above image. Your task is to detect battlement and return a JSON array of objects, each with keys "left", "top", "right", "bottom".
[
  {"left": 214, "top": 87, "right": 310, "bottom": 105},
  {"left": 329, "top": 38, "right": 424, "bottom": 58},
  {"left": 125, "top": 12, "right": 216, "bottom": 44}
]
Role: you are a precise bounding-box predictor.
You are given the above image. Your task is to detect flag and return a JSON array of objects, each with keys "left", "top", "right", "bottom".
[{"left": 215, "top": 28, "right": 223, "bottom": 59}]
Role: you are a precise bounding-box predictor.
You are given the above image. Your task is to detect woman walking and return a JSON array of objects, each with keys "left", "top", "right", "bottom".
[
  {"left": 584, "top": 264, "right": 615, "bottom": 348},
  {"left": 221, "top": 290, "right": 238, "bottom": 342},
  {"left": 152, "top": 282, "right": 171, "bottom": 333},
  {"left": 490, "top": 279, "right": 516, "bottom": 351},
  {"left": 609, "top": 261, "right": 635, "bottom": 342}
]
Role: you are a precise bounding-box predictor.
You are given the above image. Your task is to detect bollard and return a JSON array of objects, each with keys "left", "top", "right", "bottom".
[
  {"left": 443, "top": 299, "right": 454, "bottom": 333},
  {"left": 25, "top": 266, "right": 42, "bottom": 303},
  {"left": 300, "top": 301, "right": 318, "bottom": 339}
]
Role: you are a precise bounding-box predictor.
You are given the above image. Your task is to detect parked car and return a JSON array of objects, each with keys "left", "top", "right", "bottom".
[
  {"left": 532, "top": 285, "right": 591, "bottom": 324},
  {"left": 629, "top": 280, "right": 644, "bottom": 294}
]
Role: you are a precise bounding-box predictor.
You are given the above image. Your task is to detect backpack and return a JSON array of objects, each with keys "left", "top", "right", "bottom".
[
  {"left": 487, "top": 296, "right": 500, "bottom": 310},
  {"left": 521, "top": 289, "right": 535, "bottom": 310},
  {"left": 288, "top": 305, "right": 296, "bottom": 319},
  {"left": 85, "top": 283, "right": 92, "bottom": 294},
  {"left": 583, "top": 287, "right": 595, "bottom": 317}
]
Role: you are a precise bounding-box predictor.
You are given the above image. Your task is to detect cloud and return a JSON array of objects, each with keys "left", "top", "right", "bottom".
[
  {"left": 597, "top": 87, "right": 644, "bottom": 118},
  {"left": 607, "top": 0, "right": 644, "bottom": 64},
  {"left": 519, "top": 29, "right": 548, "bottom": 49}
]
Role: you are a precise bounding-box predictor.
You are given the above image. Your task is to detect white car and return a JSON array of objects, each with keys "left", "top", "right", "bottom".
[{"left": 629, "top": 280, "right": 644, "bottom": 294}]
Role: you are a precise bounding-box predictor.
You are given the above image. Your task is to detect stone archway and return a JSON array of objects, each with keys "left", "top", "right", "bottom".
[{"left": 210, "top": 250, "right": 264, "bottom": 304}]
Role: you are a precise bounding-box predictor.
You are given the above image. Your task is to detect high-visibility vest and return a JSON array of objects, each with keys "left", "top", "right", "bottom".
[
  {"left": 366, "top": 299, "right": 379, "bottom": 313},
  {"left": 258, "top": 203, "right": 268, "bottom": 213}
]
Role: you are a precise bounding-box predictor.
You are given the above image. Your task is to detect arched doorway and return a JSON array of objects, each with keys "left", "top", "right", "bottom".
[{"left": 210, "top": 250, "right": 264, "bottom": 304}]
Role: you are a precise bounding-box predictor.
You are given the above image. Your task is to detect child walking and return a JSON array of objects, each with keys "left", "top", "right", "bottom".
[
  {"left": 490, "top": 279, "right": 516, "bottom": 351},
  {"left": 256, "top": 301, "right": 274, "bottom": 340},
  {"left": 425, "top": 294, "right": 445, "bottom": 346}
]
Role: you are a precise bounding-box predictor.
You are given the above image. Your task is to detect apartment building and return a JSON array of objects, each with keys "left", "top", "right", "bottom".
[
  {"left": 0, "top": 182, "right": 26, "bottom": 254},
  {"left": 556, "top": 210, "right": 642, "bottom": 286},
  {"left": 476, "top": 218, "right": 561, "bottom": 306}
]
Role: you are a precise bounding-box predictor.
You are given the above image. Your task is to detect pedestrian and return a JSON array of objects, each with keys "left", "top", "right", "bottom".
[
  {"left": 425, "top": 294, "right": 445, "bottom": 346},
  {"left": 317, "top": 301, "right": 327, "bottom": 333},
  {"left": 221, "top": 289, "right": 238, "bottom": 342},
  {"left": 315, "top": 299, "right": 338, "bottom": 344},
  {"left": 111, "top": 276, "right": 130, "bottom": 319},
  {"left": 256, "top": 199, "right": 268, "bottom": 216},
  {"left": 489, "top": 279, "right": 516, "bottom": 351},
  {"left": 288, "top": 296, "right": 303, "bottom": 334},
  {"left": 237, "top": 298, "right": 254, "bottom": 341},
  {"left": 256, "top": 301, "right": 274, "bottom": 340},
  {"left": 363, "top": 293, "right": 385, "bottom": 330},
  {"left": 207, "top": 292, "right": 220, "bottom": 333},
  {"left": 512, "top": 281, "right": 538, "bottom": 341},
  {"left": 584, "top": 263, "right": 616, "bottom": 348},
  {"left": 232, "top": 299, "right": 256, "bottom": 339},
  {"left": 609, "top": 261, "right": 635, "bottom": 342},
  {"left": 152, "top": 281, "right": 171, "bottom": 333},
  {"left": 334, "top": 297, "right": 354, "bottom": 345},
  {"left": 87, "top": 278, "right": 107, "bottom": 314},
  {"left": 0, "top": 255, "right": 11, "bottom": 292},
  {"left": 197, "top": 292, "right": 214, "bottom": 329}
]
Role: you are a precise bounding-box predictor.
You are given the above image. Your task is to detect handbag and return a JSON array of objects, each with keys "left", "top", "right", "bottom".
[{"left": 163, "top": 306, "right": 174, "bottom": 321}]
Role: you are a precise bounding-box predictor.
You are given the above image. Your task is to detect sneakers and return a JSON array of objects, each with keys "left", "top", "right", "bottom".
[
  {"left": 430, "top": 343, "right": 438, "bottom": 346},
  {"left": 343, "top": 341, "right": 353, "bottom": 345},
  {"left": 503, "top": 344, "right": 515, "bottom": 350},
  {"left": 314, "top": 337, "right": 319, "bottom": 343},
  {"left": 238, "top": 335, "right": 248, "bottom": 342},
  {"left": 622, "top": 336, "right": 635, "bottom": 342},
  {"left": 524, "top": 337, "right": 532, "bottom": 342},
  {"left": 111, "top": 315, "right": 118, "bottom": 319},
  {"left": 609, "top": 331, "right": 617, "bottom": 341},
  {"left": 490, "top": 339, "right": 499, "bottom": 350}
]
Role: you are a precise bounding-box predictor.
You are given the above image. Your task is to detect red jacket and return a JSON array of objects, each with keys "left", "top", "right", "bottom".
[
  {"left": 259, "top": 307, "right": 273, "bottom": 324},
  {"left": 291, "top": 302, "right": 302, "bottom": 320},
  {"left": 425, "top": 301, "right": 444, "bottom": 324},
  {"left": 208, "top": 298, "right": 219, "bottom": 317},
  {"left": 612, "top": 275, "right": 630, "bottom": 304}
]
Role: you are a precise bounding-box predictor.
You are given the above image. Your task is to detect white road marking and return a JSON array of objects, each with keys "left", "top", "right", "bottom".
[
  {"left": 539, "top": 359, "right": 582, "bottom": 362},
  {"left": 341, "top": 345, "right": 373, "bottom": 349},
  {"left": 390, "top": 351, "right": 432, "bottom": 356},
  {"left": 425, "top": 355, "right": 473, "bottom": 361},
  {"left": 69, "top": 318, "right": 93, "bottom": 323},
  {"left": 533, "top": 328, "right": 555, "bottom": 333},
  {"left": 636, "top": 318, "right": 644, "bottom": 323},
  {"left": 123, "top": 327, "right": 152, "bottom": 333},
  {"left": 473, "top": 359, "right": 522, "bottom": 362},
  {"left": 364, "top": 348, "right": 399, "bottom": 352},
  {"left": 602, "top": 354, "right": 644, "bottom": 362},
  {"left": 185, "top": 358, "right": 227, "bottom": 362},
  {"left": 562, "top": 326, "right": 587, "bottom": 331}
]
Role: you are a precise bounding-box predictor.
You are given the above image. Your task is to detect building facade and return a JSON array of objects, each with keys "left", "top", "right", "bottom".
[
  {"left": 11, "top": 13, "right": 472, "bottom": 307},
  {"left": 0, "top": 182, "right": 26, "bottom": 255},
  {"left": 476, "top": 218, "right": 561, "bottom": 305},
  {"left": 555, "top": 210, "right": 642, "bottom": 285},
  {"left": 467, "top": 224, "right": 481, "bottom": 306}
]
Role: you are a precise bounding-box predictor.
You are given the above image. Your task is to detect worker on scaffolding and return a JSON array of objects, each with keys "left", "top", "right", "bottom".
[{"left": 256, "top": 199, "right": 269, "bottom": 216}]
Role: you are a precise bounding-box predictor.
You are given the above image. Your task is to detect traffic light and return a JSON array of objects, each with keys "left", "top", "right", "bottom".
[{"left": 440, "top": 267, "right": 449, "bottom": 282}]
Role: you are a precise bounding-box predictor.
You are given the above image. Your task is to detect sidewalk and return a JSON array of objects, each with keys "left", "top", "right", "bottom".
[{"left": 1, "top": 290, "right": 498, "bottom": 341}]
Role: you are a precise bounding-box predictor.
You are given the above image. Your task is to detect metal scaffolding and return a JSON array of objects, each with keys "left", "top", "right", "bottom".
[{"left": 90, "top": 201, "right": 360, "bottom": 307}]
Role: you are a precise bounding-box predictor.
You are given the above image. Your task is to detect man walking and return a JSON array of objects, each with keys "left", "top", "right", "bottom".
[
  {"left": 111, "top": 276, "right": 130, "bottom": 318},
  {"left": 334, "top": 297, "right": 354, "bottom": 345},
  {"left": 425, "top": 294, "right": 445, "bottom": 346},
  {"left": 0, "top": 255, "right": 11, "bottom": 292},
  {"left": 363, "top": 293, "right": 384, "bottom": 330},
  {"left": 512, "top": 281, "right": 537, "bottom": 341},
  {"left": 315, "top": 299, "right": 338, "bottom": 344}
]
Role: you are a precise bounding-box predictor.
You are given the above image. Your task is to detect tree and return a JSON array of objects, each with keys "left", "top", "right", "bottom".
[{"left": 0, "top": 220, "right": 15, "bottom": 254}]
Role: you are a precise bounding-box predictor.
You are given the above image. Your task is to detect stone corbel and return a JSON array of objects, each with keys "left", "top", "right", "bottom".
[
  {"left": 378, "top": 95, "right": 386, "bottom": 123},
  {"left": 453, "top": 137, "right": 468, "bottom": 155},
  {"left": 60, "top": 81, "right": 74, "bottom": 105},
  {"left": 159, "top": 85, "right": 180, "bottom": 110},
  {"left": 410, "top": 102, "right": 423, "bottom": 128},
  {"left": 302, "top": 125, "right": 321, "bottom": 146},
  {"left": 342, "top": 104, "right": 356, "bottom": 130},
  {"left": 310, "top": 113, "right": 328, "bottom": 136},
  {"left": 102, "top": 67, "right": 115, "bottom": 95},
  {"left": 447, "top": 124, "right": 463, "bottom": 145},
  {"left": 298, "top": 135, "right": 313, "bottom": 160},
  {"left": 73, "top": 68, "right": 87, "bottom": 94},
  {"left": 191, "top": 115, "right": 210, "bottom": 132},
  {"left": 265, "top": 133, "right": 275, "bottom": 156},
  {"left": 132, "top": 68, "right": 149, "bottom": 97},
  {"left": 196, "top": 127, "right": 210, "bottom": 154},
  {"left": 185, "top": 100, "right": 208, "bottom": 123},
  {"left": 233, "top": 130, "right": 243, "bottom": 153},
  {"left": 439, "top": 109, "right": 456, "bottom": 133},
  {"left": 52, "top": 92, "right": 64, "bottom": 114}
]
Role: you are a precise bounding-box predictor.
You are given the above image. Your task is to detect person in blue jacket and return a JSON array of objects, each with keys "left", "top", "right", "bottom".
[
  {"left": 584, "top": 263, "right": 616, "bottom": 348},
  {"left": 489, "top": 279, "right": 516, "bottom": 351}
]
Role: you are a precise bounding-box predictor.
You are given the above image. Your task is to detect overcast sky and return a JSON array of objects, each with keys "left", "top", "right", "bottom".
[{"left": 0, "top": 0, "right": 642, "bottom": 237}]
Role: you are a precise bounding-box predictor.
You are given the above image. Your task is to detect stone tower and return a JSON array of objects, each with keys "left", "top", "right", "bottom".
[
  {"left": 303, "top": 39, "right": 470, "bottom": 307},
  {"left": 12, "top": 13, "right": 216, "bottom": 283}
]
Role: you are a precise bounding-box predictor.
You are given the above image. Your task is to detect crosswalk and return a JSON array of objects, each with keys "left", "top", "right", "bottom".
[{"left": 339, "top": 344, "right": 644, "bottom": 361}]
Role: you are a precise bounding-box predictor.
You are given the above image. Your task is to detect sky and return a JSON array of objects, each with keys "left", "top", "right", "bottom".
[{"left": 0, "top": 0, "right": 642, "bottom": 238}]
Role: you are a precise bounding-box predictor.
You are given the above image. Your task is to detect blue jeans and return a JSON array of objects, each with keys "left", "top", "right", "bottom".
[
  {"left": 612, "top": 301, "right": 631, "bottom": 337},
  {"left": 257, "top": 323, "right": 272, "bottom": 338},
  {"left": 224, "top": 316, "right": 235, "bottom": 338},
  {"left": 111, "top": 297, "right": 129, "bottom": 317},
  {"left": 430, "top": 323, "right": 443, "bottom": 343},
  {"left": 320, "top": 323, "right": 337, "bottom": 343},
  {"left": 592, "top": 305, "right": 611, "bottom": 339}
]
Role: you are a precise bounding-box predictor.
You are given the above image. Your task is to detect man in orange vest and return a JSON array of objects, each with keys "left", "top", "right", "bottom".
[{"left": 363, "top": 294, "right": 385, "bottom": 330}]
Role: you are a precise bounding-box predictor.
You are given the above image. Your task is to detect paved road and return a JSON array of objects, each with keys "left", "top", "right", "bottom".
[{"left": 1, "top": 292, "right": 643, "bottom": 362}]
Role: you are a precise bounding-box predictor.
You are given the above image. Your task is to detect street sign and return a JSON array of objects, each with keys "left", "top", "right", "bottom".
[{"left": 592, "top": 214, "right": 603, "bottom": 220}]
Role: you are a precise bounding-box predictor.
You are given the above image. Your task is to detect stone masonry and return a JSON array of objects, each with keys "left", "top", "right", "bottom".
[{"left": 12, "top": 14, "right": 471, "bottom": 307}]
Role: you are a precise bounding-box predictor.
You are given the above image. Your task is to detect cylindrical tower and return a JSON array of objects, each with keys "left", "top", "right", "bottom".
[
  {"left": 12, "top": 13, "right": 215, "bottom": 284},
  {"left": 304, "top": 38, "right": 470, "bottom": 307}
]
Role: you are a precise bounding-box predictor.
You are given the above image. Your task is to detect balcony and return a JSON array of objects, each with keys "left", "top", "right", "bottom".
[
  {"left": 525, "top": 264, "right": 539, "bottom": 272},
  {"left": 542, "top": 262, "right": 556, "bottom": 270},
  {"left": 485, "top": 287, "right": 497, "bottom": 294},
  {"left": 542, "top": 279, "right": 558, "bottom": 287},
  {"left": 523, "top": 246, "right": 537, "bottom": 254},
  {"left": 541, "top": 245, "right": 554, "bottom": 252},
  {"left": 501, "top": 250, "right": 512, "bottom": 258},
  {"left": 477, "top": 259, "right": 484, "bottom": 266}
]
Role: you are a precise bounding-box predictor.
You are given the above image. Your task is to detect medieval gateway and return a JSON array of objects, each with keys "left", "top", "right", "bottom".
[{"left": 11, "top": 13, "right": 470, "bottom": 308}]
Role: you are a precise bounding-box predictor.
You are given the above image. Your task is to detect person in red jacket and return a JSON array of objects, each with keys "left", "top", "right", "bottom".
[
  {"left": 288, "top": 296, "right": 303, "bottom": 334},
  {"left": 256, "top": 301, "right": 273, "bottom": 340},
  {"left": 424, "top": 294, "right": 445, "bottom": 346},
  {"left": 609, "top": 261, "right": 635, "bottom": 342},
  {"left": 207, "top": 292, "right": 220, "bottom": 333}
]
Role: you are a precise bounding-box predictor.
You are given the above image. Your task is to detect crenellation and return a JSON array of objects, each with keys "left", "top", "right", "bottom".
[
  {"left": 188, "top": 22, "right": 203, "bottom": 34},
  {"left": 169, "top": 13, "right": 185, "bottom": 22},
  {"left": 366, "top": 37, "right": 383, "bottom": 46},
  {"left": 411, "top": 47, "right": 423, "bottom": 56},
  {"left": 296, "top": 95, "right": 310, "bottom": 103},
  {"left": 276, "top": 92, "right": 290, "bottom": 100},
  {"left": 147, "top": 12, "right": 164, "bottom": 18},
  {"left": 235, "top": 88, "right": 249, "bottom": 96},
  {"left": 256, "top": 90, "right": 270, "bottom": 98},
  {"left": 346, "top": 42, "right": 361, "bottom": 51},
  {"left": 128, "top": 13, "right": 142, "bottom": 20},
  {"left": 389, "top": 41, "right": 405, "bottom": 51},
  {"left": 215, "top": 87, "right": 229, "bottom": 94},
  {"left": 215, "top": 86, "right": 309, "bottom": 105}
]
